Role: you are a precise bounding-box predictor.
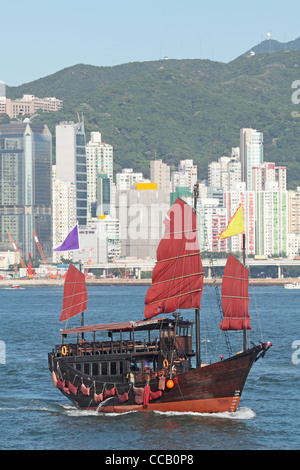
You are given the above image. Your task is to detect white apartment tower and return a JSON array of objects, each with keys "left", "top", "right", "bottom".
[
  {"left": 196, "top": 199, "right": 227, "bottom": 253},
  {"left": 52, "top": 174, "right": 77, "bottom": 262},
  {"left": 171, "top": 159, "right": 197, "bottom": 192},
  {"left": 256, "top": 190, "right": 288, "bottom": 257},
  {"left": 240, "top": 128, "right": 263, "bottom": 190},
  {"left": 86, "top": 131, "right": 113, "bottom": 216},
  {"left": 208, "top": 155, "right": 241, "bottom": 191},
  {"left": 116, "top": 168, "right": 148, "bottom": 191}
]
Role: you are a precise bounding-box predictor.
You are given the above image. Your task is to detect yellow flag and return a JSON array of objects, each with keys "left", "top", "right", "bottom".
[{"left": 219, "top": 204, "right": 245, "bottom": 239}]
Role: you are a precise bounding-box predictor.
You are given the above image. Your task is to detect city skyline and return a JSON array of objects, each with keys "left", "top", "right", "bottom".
[
  {"left": 1, "top": 115, "right": 300, "bottom": 271},
  {"left": 1, "top": 0, "right": 300, "bottom": 86},
  {"left": 50, "top": 121, "right": 299, "bottom": 263}
]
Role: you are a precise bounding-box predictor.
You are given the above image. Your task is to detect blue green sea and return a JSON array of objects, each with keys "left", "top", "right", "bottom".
[{"left": 0, "top": 284, "right": 299, "bottom": 451}]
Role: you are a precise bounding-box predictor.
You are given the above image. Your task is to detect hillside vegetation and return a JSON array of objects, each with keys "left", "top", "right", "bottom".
[{"left": 6, "top": 51, "right": 300, "bottom": 188}]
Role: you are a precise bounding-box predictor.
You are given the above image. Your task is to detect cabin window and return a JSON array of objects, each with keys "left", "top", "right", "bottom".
[
  {"left": 178, "top": 326, "right": 192, "bottom": 337},
  {"left": 92, "top": 363, "right": 99, "bottom": 376},
  {"left": 75, "top": 363, "right": 81, "bottom": 372},
  {"left": 84, "top": 363, "right": 90, "bottom": 375},
  {"left": 110, "top": 362, "right": 117, "bottom": 375},
  {"left": 130, "top": 360, "right": 141, "bottom": 371},
  {"left": 120, "top": 361, "right": 124, "bottom": 375},
  {"left": 101, "top": 362, "right": 108, "bottom": 375}
]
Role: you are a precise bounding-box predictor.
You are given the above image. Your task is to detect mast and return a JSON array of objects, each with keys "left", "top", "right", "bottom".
[
  {"left": 144, "top": 198, "right": 204, "bottom": 319},
  {"left": 79, "top": 260, "right": 85, "bottom": 340},
  {"left": 242, "top": 233, "right": 247, "bottom": 351},
  {"left": 193, "top": 183, "right": 201, "bottom": 368},
  {"left": 219, "top": 204, "right": 248, "bottom": 352}
]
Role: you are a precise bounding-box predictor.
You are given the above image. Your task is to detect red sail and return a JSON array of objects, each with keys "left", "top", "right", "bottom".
[
  {"left": 144, "top": 198, "right": 204, "bottom": 319},
  {"left": 219, "top": 254, "right": 251, "bottom": 331},
  {"left": 59, "top": 264, "right": 88, "bottom": 322}
]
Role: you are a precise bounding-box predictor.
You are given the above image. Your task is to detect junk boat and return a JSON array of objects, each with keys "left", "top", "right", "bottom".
[{"left": 48, "top": 189, "right": 271, "bottom": 413}]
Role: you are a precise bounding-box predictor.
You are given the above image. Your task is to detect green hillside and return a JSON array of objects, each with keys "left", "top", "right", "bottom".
[
  {"left": 243, "top": 36, "right": 300, "bottom": 56},
  {"left": 6, "top": 51, "right": 300, "bottom": 188}
]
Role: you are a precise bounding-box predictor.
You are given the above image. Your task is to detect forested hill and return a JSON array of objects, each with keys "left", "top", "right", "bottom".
[
  {"left": 6, "top": 50, "right": 300, "bottom": 189},
  {"left": 243, "top": 36, "right": 300, "bottom": 56}
]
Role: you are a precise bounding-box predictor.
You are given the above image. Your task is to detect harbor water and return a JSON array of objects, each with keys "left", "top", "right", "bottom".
[{"left": 0, "top": 284, "right": 299, "bottom": 450}]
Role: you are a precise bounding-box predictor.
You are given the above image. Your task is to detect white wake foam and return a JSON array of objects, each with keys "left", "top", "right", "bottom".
[
  {"left": 153, "top": 406, "right": 256, "bottom": 420},
  {"left": 58, "top": 403, "right": 256, "bottom": 420}
]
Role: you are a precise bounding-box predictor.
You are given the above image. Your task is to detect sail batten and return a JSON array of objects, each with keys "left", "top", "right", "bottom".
[
  {"left": 156, "top": 251, "right": 201, "bottom": 263},
  {"left": 219, "top": 254, "right": 251, "bottom": 331},
  {"left": 144, "top": 198, "right": 204, "bottom": 319},
  {"left": 152, "top": 271, "right": 204, "bottom": 286},
  {"left": 146, "top": 288, "right": 203, "bottom": 305},
  {"left": 59, "top": 264, "right": 88, "bottom": 323}
]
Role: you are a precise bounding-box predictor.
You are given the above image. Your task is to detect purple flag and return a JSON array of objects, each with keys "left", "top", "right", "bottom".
[{"left": 53, "top": 225, "right": 79, "bottom": 251}]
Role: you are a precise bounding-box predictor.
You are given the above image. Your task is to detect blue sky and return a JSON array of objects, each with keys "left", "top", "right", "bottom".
[{"left": 2, "top": 0, "right": 300, "bottom": 86}]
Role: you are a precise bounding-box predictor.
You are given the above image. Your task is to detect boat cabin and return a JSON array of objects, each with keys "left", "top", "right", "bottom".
[{"left": 51, "top": 315, "right": 195, "bottom": 383}]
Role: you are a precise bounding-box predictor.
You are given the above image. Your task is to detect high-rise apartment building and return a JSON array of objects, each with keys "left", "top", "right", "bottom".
[
  {"left": 95, "top": 173, "right": 111, "bottom": 217},
  {"left": 100, "top": 215, "right": 121, "bottom": 259},
  {"left": 196, "top": 198, "right": 227, "bottom": 253},
  {"left": 56, "top": 121, "right": 87, "bottom": 226},
  {"left": 288, "top": 187, "right": 300, "bottom": 234},
  {"left": 52, "top": 166, "right": 77, "bottom": 262},
  {"left": 224, "top": 187, "right": 256, "bottom": 255},
  {"left": 172, "top": 160, "right": 197, "bottom": 193},
  {"left": 287, "top": 186, "right": 300, "bottom": 258},
  {"left": 256, "top": 190, "right": 288, "bottom": 257},
  {"left": 150, "top": 159, "right": 170, "bottom": 203},
  {"left": 116, "top": 168, "right": 148, "bottom": 191},
  {"left": 252, "top": 162, "right": 286, "bottom": 191},
  {"left": 240, "top": 128, "right": 263, "bottom": 190},
  {"left": 0, "top": 121, "right": 52, "bottom": 259},
  {"left": 86, "top": 132, "right": 113, "bottom": 216},
  {"left": 208, "top": 156, "right": 241, "bottom": 191}
]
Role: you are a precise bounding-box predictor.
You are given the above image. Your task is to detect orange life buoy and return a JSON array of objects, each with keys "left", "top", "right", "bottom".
[
  {"left": 62, "top": 345, "right": 68, "bottom": 356},
  {"left": 163, "top": 359, "right": 169, "bottom": 369},
  {"left": 166, "top": 379, "right": 174, "bottom": 389}
]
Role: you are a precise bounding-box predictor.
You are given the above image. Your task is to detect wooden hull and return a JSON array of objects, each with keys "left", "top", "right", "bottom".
[
  {"left": 93, "top": 397, "right": 240, "bottom": 414},
  {"left": 49, "top": 344, "right": 267, "bottom": 414}
]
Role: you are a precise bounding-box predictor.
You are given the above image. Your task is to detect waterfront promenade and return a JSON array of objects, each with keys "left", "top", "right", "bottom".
[{"left": 1, "top": 277, "right": 299, "bottom": 287}]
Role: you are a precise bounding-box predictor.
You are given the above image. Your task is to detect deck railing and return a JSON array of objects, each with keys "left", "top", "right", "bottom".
[{"left": 55, "top": 338, "right": 160, "bottom": 357}]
